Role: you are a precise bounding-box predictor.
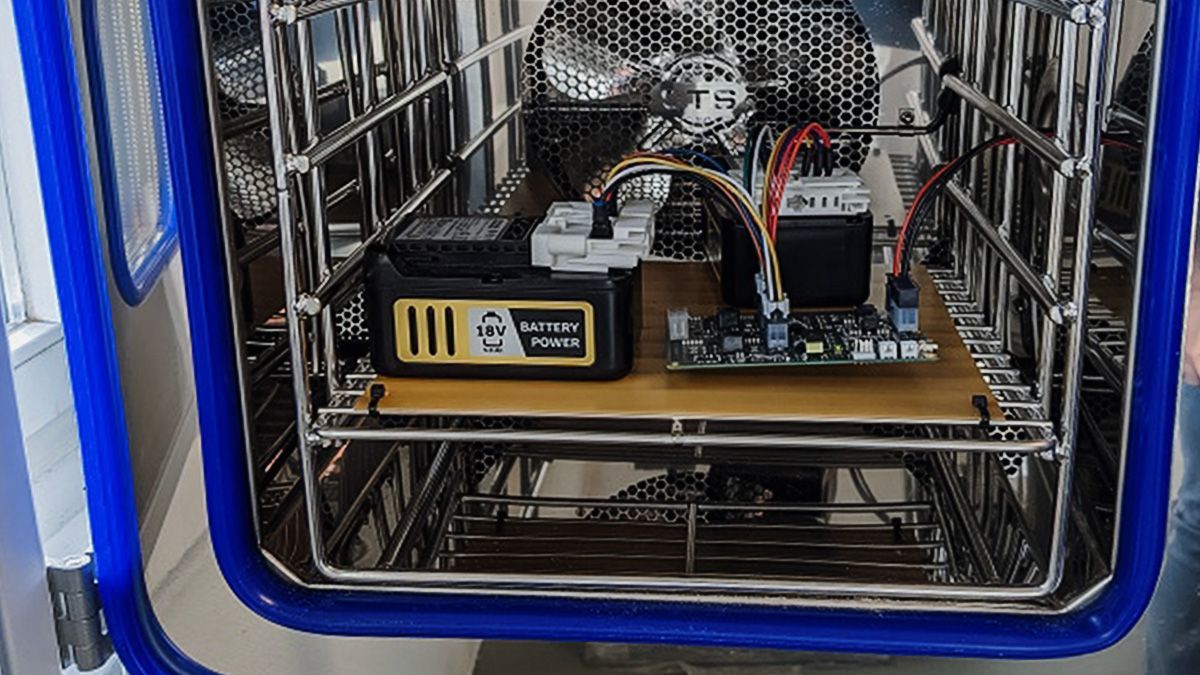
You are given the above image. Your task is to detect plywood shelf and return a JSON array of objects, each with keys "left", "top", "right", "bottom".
[{"left": 355, "top": 263, "right": 1002, "bottom": 423}]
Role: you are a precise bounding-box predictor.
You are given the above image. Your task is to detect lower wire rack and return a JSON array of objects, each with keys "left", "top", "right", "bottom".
[{"left": 301, "top": 440, "right": 1049, "bottom": 591}]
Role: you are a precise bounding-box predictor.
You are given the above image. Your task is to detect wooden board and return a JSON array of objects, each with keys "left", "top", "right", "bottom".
[{"left": 357, "top": 263, "right": 1001, "bottom": 423}]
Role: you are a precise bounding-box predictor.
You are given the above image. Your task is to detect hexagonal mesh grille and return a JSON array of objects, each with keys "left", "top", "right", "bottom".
[
  {"left": 208, "top": 0, "right": 277, "bottom": 224},
  {"left": 336, "top": 291, "right": 368, "bottom": 344},
  {"left": 523, "top": 0, "right": 880, "bottom": 260},
  {"left": 1115, "top": 27, "right": 1154, "bottom": 120},
  {"left": 586, "top": 469, "right": 814, "bottom": 523},
  {"left": 588, "top": 472, "right": 713, "bottom": 523}
]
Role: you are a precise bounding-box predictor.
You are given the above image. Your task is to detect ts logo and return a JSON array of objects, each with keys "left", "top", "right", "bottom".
[
  {"left": 684, "top": 86, "right": 743, "bottom": 111},
  {"left": 654, "top": 56, "right": 750, "bottom": 132}
]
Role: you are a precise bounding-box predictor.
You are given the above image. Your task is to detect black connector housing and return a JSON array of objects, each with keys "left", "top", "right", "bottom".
[
  {"left": 886, "top": 274, "right": 921, "bottom": 333},
  {"left": 590, "top": 199, "right": 614, "bottom": 240},
  {"left": 712, "top": 210, "right": 874, "bottom": 309}
]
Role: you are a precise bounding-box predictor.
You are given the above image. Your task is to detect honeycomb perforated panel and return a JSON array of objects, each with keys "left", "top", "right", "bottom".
[
  {"left": 1115, "top": 27, "right": 1154, "bottom": 121},
  {"left": 208, "top": 0, "right": 277, "bottom": 224},
  {"left": 523, "top": 0, "right": 882, "bottom": 209},
  {"left": 588, "top": 472, "right": 718, "bottom": 524}
]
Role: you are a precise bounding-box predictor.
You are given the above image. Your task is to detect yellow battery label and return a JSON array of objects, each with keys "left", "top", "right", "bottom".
[{"left": 393, "top": 299, "right": 596, "bottom": 367}]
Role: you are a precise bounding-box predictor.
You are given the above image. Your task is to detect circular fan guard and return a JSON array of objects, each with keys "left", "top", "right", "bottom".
[{"left": 523, "top": 0, "right": 883, "bottom": 261}]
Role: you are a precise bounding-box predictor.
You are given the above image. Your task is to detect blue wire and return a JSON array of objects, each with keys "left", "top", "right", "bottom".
[
  {"left": 604, "top": 161, "right": 775, "bottom": 297},
  {"left": 662, "top": 148, "right": 726, "bottom": 173}
]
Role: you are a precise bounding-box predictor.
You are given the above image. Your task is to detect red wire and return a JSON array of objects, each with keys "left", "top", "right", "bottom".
[
  {"left": 891, "top": 135, "right": 1141, "bottom": 277},
  {"left": 892, "top": 137, "right": 1015, "bottom": 276},
  {"left": 767, "top": 123, "right": 832, "bottom": 238}
]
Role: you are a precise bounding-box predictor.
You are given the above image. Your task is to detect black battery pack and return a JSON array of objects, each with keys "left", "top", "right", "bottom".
[
  {"left": 711, "top": 209, "right": 874, "bottom": 309},
  {"left": 364, "top": 215, "right": 638, "bottom": 381}
]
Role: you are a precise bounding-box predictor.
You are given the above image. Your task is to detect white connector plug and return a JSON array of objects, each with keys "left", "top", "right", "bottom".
[
  {"left": 786, "top": 171, "right": 872, "bottom": 216},
  {"left": 531, "top": 201, "right": 655, "bottom": 273},
  {"left": 755, "top": 272, "right": 791, "bottom": 352},
  {"left": 749, "top": 168, "right": 871, "bottom": 218}
]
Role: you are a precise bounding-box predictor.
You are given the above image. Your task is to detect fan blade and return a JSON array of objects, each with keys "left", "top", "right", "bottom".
[{"left": 540, "top": 21, "right": 663, "bottom": 103}]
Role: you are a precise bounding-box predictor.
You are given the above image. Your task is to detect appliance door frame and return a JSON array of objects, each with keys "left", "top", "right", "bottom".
[
  {"left": 0, "top": 279, "right": 61, "bottom": 675},
  {"left": 12, "top": 0, "right": 1200, "bottom": 671}
]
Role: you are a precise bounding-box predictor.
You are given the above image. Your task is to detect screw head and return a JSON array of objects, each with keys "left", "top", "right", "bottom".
[{"left": 296, "top": 295, "right": 322, "bottom": 316}]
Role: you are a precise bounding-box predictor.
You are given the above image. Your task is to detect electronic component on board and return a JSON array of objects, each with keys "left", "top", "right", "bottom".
[
  {"left": 666, "top": 304, "right": 938, "bottom": 371},
  {"left": 711, "top": 168, "right": 875, "bottom": 310},
  {"left": 886, "top": 274, "right": 921, "bottom": 333}
]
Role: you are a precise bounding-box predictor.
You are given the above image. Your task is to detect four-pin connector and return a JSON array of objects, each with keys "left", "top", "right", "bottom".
[{"left": 755, "top": 272, "right": 792, "bottom": 352}]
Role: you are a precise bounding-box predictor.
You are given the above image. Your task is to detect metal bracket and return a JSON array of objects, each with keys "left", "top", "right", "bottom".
[
  {"left": 295, "top": 293, "right": 323, "bottom": 317},
  {"left": 670, "top": 419, "right": 685, "bottom": 444},
  {"left": 1049, "top": 300, "right": 1081, "bottom": 326},
  {"left": 269, "top": 3, "right": 298, "bottom": 25},
  {"left": 285, "top": 153, "right": 312, "bottom": 175},
  {"left": 1070, "top": 2, "right": 1108, "bottom": 29},
  {"left": 47, "top": 555, "right": 113, "bottom": 672}
]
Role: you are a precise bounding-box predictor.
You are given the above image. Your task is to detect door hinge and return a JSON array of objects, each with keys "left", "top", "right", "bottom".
[{"left": 47, "top": 554, "right": 114, "bottom": 672}]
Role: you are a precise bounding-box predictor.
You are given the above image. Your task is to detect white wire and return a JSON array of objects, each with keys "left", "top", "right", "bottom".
[
  {"left": 603, "top": 164, "right": 779, "bottom": 297},
  {"left": 745, "top": 125, "right": 771, "bottom": 194}
]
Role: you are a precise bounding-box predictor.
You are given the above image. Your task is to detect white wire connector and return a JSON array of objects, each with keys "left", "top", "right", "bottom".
[
  {"left": 531, "top": 201, "right": 656, "bottom": 273},
  {"left": 751, "top": 168, "right": 871, "bottom": 217},
  {"left": 755, "top": 273, "right": 791, "bottom": 317},
  {"left": 756, "top": 272, "right": 791, "bottom": 352}
]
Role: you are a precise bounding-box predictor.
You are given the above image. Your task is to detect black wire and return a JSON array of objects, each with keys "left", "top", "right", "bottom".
[
  {"left": 900, "top": 134, "right": 1013, "bottom": 277},
  {"left": 793, "top": 135, "right": 834, "bottom": 177},
  {"left": 898, "top": 131, "right": 1146, "bottom": 277},
  {"left": 832, "top": 89, "right": 960, "bottom": 138},
  {"left": 800, "top": 142, "right": 814, "bottom": 177},
  {"left": 878, "top": 56, "right": 928, "bottom": 86}
]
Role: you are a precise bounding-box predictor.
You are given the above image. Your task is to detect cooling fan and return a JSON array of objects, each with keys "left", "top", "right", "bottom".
[{"left": 523, "top": 0, "right": 883, "bottom": 229}]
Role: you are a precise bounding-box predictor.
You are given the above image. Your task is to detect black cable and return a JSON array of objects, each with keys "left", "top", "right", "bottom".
[
  {"left": 831, "top": 89, "right": 961, "bottom": 138},
  {"left": 898, "top": 132, "right": 1146, "bottom": 277},
  {"left": 800, "top": 141, "right": 815, "bottom": 177},
  {"left": 900, "top": 134, "right": 1012, "bottom": 277},
  {"left": 878, "top": 56, "right": 928, "bottom": 86}
]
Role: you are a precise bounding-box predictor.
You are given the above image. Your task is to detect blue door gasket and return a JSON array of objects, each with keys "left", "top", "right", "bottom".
[
  {"left": 13, "top": 0, "right": 1200, "bottom": 669},
  {"left": 12, "top": 0, "right": 208, "bottom": 671}
]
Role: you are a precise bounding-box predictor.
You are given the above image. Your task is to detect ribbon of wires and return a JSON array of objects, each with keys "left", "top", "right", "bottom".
[
  {"left": 758, "top": 123, "right": 834, "bottom": 240},
  {"left": 601, "top": 150, "right": 786, "bottom": 301}
]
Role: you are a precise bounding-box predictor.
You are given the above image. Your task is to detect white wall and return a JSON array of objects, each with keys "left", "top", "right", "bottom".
[{"left": 0, "top": 0, "right": 90, "bottom": 566}]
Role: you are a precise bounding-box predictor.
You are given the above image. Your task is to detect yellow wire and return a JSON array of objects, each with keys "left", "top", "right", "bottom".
[
  {"left": 606, "top": 156, "right": 783, "bottom": 295},
  {"left": 603, "top": 156, "right": 784, "bottom": 297},
  {"left": 762, "top": 127, "right": 789, "bottom": 217}
]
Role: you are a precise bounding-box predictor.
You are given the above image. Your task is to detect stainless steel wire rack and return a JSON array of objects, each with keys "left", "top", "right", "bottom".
[{"left": 200, "top": 0, "right": 1148, "bottom": 612}]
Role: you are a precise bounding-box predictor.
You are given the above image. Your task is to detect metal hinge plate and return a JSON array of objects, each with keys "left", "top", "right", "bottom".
[{"left": 47, "top": 554, "right": 114, "bottom": 672}]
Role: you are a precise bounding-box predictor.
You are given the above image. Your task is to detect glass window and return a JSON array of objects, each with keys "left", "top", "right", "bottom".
[{"left": 84, "top": 0, "right": 177, "bottom": 305}]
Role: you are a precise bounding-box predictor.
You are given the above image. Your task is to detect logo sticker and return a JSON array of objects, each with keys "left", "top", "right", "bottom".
[
  {"left": 395, "top": 300, "right": 595, "bottom": 367},
  {"left": 651, "top": 55, "right": 751, "bottom": 133}
]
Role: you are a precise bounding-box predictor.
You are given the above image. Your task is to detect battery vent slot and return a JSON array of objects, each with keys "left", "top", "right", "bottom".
[
  {"left": 396, "top": 301, "right": 458, "bottom": 362},
  {"left": 444, "top": 307, "right": 457, "bottom": 356}
]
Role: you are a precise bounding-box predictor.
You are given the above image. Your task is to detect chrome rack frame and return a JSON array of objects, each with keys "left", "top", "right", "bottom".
[
  {"left": 912, "top": 0, "right": 1118, "bottom": 603},
  {"left": 235, "top": 0, "right": 1126, "bottom": 609}
]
